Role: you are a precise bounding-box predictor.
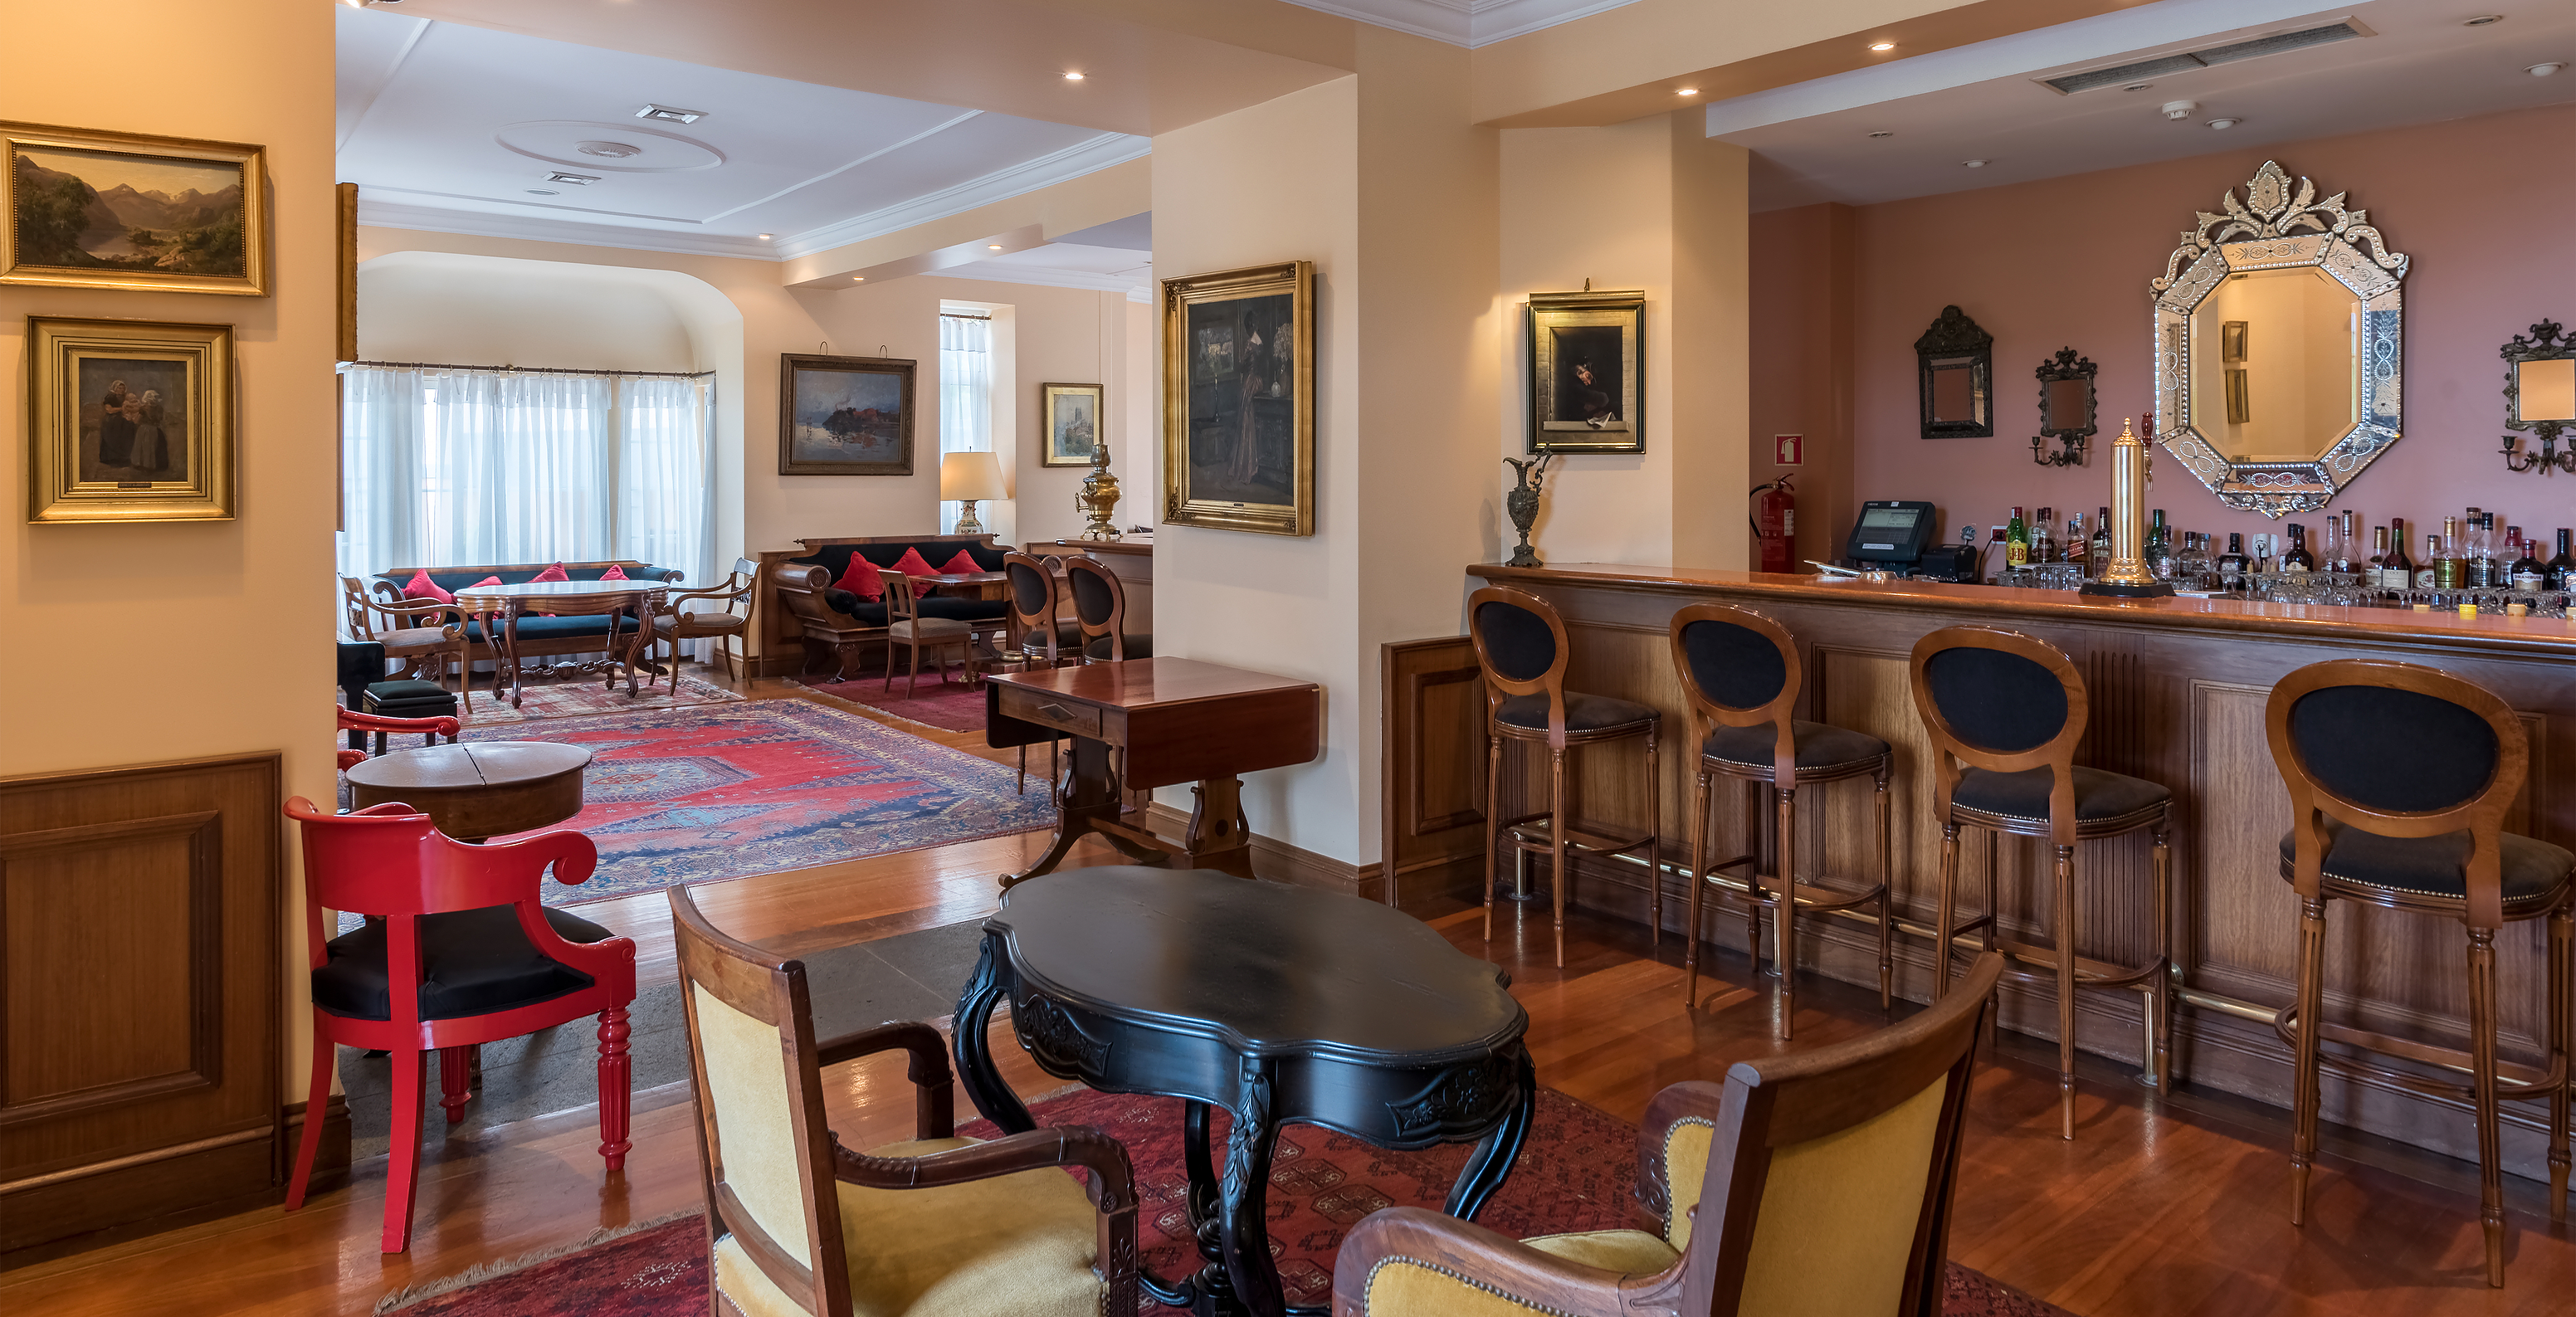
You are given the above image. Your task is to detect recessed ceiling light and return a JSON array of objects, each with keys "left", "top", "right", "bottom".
[
  {"left": 1676, "top": 87, "right": 1699, "bottom": 95},
  {"left": 1866, "top": 130, "right": 1895, "bottom": 138},
  {"left": 757, "top": 233, "right": 773, "bottom": 240},
  {"left": 1869, "top": 41, "right": 1895, "bottom": 51},
  {"left": 852, "top": 276, "right": 865, "bottom": 281},
  {"left": 636, "top": 104, "right": 706, "bottom": 124},
  {"left": 547, "top": 171, "right": 600, "bottom": 185},
  {"left": 988, "top": 244, "right": 1005, "bottom": 251},
  {"left": 2464, "top": 14, "right": 2504, "bottom": 26},
  {"left": 1064, "top": 71, "right": 1085, "bottom": 81},
  {"left": 576, "top": 140, "right": 642, "bottom": 159},
  {"left": 525, "top": 188, "right": 559, "bottom": 196},
  {"left": 2532, "top": 61, "right": 2566, "bottom": 76},
  {"left": 1963, "top": 159, "right": 1989, "bottom": 168},
  {"left": 2206, "top": 117, "right": 2240, "bottom": 129}
]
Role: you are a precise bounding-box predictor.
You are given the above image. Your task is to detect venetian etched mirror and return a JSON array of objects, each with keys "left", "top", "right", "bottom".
[
  {"left": 2152, "top": 161, "right": 2408, "bottom": 515},
  {"left": 2500, "top": 319, "right": 2576, "bottom": 473}
]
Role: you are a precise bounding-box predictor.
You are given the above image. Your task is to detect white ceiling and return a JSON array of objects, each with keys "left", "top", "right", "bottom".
[
  {"left": 337, "top": 7, "right": 1147, "bottom": 265},
  {"left": 1276, "top": 0, "right": 1641, "bottom": 48},
  {"left": 932, "top": 214, "right": 1154, "bottom": 300},
  {"left": 1713, "top": 0, "right": 2576, "bottom": 211}
]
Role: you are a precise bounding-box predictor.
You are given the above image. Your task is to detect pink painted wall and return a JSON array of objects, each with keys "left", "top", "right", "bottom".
[{"left": 1758, "top": 100, "right": 2576, "bottom": 565}]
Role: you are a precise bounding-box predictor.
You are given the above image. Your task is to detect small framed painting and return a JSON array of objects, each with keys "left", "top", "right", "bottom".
[
  {"left": 778, "top": 354, "right": 915, "bottom": 476},
  {"left": 2, "top": 121, "right": 268, "bottom": 296},
  {"left": 1041, "top": 382, "right": 1104, "bottom": 466},
  {"left": 1161, "top": 260, "right": 1314, "bottom": 536},
  {"left": 27, "top": 316, "right": 236, "bottom": 524},
  {"left": 1526, "top": 289, "right": 1644, "bottom": 454}
]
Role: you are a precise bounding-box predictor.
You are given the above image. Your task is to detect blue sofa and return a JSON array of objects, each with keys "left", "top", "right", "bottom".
[{"left": 771, "top": 536, "right": 1009, "bottom": 680}]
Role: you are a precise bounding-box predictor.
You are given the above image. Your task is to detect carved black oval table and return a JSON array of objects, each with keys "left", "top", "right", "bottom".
[{"left": 951, "top": 866, "right": 1534, "bottom": 1317}]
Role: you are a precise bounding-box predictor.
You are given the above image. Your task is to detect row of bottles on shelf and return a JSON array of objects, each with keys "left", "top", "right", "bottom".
[{"left": 1991, "top": 505, "right": 2576, "bottom": 597}]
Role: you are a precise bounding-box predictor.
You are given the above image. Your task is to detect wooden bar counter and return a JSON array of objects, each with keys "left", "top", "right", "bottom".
[{"left": 1460, "top": 562, "right": 2576, "bottom": 1177}]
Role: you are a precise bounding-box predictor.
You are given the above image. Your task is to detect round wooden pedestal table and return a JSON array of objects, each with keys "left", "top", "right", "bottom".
[{"left": 344, "top": 741, "right": 593, "bottom": 841}]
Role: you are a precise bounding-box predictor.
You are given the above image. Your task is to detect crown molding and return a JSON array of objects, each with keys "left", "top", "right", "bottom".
[
  {"left": 1274, "top": 0, "right": 1640, "bottom": 47},
  {"left": 771, "top": 133, "right": 1149, "bottom": 260},
  {"left": 354, "top": 197, "right": 781, "bottom": 260}
]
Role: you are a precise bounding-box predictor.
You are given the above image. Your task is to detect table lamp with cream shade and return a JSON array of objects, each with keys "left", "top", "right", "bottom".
[{"left": 940, "top": 451, "right": 1007, "bottom": 535}]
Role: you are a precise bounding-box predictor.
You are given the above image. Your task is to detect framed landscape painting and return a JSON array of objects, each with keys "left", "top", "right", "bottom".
[
  {"left": 1526, "top": 288, "right": 1642, "bottom": 454},
  {"left": 1041, "top": 382, "right": 1103, "bottom": 466},
  {"left": 27, "top": 316, "right": 236, "bottom": 523},
  {"left": 2, "top": 122, "right": 268, "bottom": 296},
  {"left": 778, "top": 354, "right": 915, "bottom": 476},
  {"left": 1160, "top": 260, "right": 1314, "bottom": 536}
]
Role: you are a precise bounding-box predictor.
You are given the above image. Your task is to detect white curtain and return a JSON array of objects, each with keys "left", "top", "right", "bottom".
[
  {"left": 939, "top": 313, "right": 993, "bottom": 529},
  {"left": 339, "top": 365, "right": 715, "bottom": 629}
]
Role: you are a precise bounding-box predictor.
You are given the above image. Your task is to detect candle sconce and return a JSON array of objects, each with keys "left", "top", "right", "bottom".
[
  {"left": 2030, "top": 347, "right": 2097, "bottom": 467},
  {"left": 2499, "top": 319, "right": 2576, "bottom": 476}
]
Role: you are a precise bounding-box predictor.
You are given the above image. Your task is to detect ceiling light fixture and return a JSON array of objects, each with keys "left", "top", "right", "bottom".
[
  {"left": 546, "top": 171, "right": 601, "bottom": 185},
  {"left": 1963, "top": 159, "right": 1989, "bottom": 168},
  {"left": 988, "top": 244, "right": 1005, "bottom": 251},
  {"left": 852, "top": 276, "right": 865, "bottom": 281},
  {"left": 2206, "top": 117, "right": 2240, "bottom": 129},
  {"left": 1869, "top": 41, "right": 1895, "bottom": 52},
  {"left": 2161, "top": 100, "right": 2199, "bottom": 120},
  {"left": 1064, "top": 71, "right": 1085, "bottom": 81},
  {"left": 2464, "top": 14, "right": 2503, "bottom": 26},
  {"left": 636, "top": 104, "right": 706, "bottom": 124},
  {"left": 2532, "top": 61, "right": 2566, "bottom": 76},
  {"left": 1676, "top": 87, "right": 1699, "bottom": 95},
  {"left": 758, "top": 233, "right": 773, "bottom": 240},
  {"left": 576, "top": 140, "right": 642, "bottom": 159},
  {"left": 1867, "top": 129, "right": 1895, "bottom": 139}
]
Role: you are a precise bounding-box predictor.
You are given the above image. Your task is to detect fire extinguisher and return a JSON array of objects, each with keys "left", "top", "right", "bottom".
[{"left": 1750, "top": 476, "right": 1796, "bottom": 574}]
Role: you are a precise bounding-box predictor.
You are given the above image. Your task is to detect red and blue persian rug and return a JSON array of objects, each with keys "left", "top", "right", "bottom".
[{"left": 461, "top": 700, "right": 1052, "bottom": 906}]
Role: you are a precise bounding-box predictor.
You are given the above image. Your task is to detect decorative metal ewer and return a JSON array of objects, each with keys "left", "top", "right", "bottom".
[
  {"left": 1075, "top": 442, "right": 1122, "bottom": 541},
  {"left": 2079, "top": 417, "right": 2172, "bottom": 598},
  {"left": 1503, "top": 455, "right": 1556, "bottom": 568}
]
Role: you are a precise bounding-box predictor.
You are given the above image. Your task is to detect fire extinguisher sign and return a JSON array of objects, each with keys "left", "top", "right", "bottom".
[{"left": 1773, "top": 434, "right": 1805, "bottom": 466}]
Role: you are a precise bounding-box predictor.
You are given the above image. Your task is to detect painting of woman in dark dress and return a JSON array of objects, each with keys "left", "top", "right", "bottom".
[
  {"left": 78, "top": 357, "right": 188, "bottom": 481},
  {"left": 1161, "top": 260, "right": 1312, "bottom": 536}
]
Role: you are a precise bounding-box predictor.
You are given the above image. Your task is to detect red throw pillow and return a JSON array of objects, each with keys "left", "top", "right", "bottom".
[
  {"left": 531, "top": 563, "right": 570, "bottom": 583},
  {"left": 399, "top": 569, "right": 453, "bottom": 605},
  {"left": 888, "top": 547, "right": 939, "bottom": 578},
  {"left": 598, "top": 563, "right": 629, "bottom": 581},
  {"left": 833, "top": 554, "right": 884, "bottom": 601},
  {"left": 939, "top": 549, "right": 981, "bottom": 575},
  {"left": 466, "top": 576, "right": 504, "bottom": 589}
]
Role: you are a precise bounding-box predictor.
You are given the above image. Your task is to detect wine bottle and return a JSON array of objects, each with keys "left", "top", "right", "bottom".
[
  {"left": 2549, "top": 529, "right": 2576, "bottom": 591},
  {"left": 2281, "top": 523, "right": 2315, "bottom": 573},
  {"left": 2437, "top": 517, "right": 2465, "bottom": 589},
  {"left": 2005, "top": 506, "right": 2029, "bottom": 568},
  {"left": 2381, "top": 519, "right": 2413, "bottom": 593},
  {"left": 2510, "top": 526, "right": 2544, "bottom": 592},
  {"left": 2090, "top": 508, "right": 2112, "bottom": 578}
]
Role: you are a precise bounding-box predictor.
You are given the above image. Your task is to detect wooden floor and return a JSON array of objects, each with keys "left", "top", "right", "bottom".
[{"left": 4, "top": 666, "right": 2571, "bottom": 1315}]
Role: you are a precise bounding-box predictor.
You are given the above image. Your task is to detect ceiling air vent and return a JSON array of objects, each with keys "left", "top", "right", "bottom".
[{"left": 2040, "top": 20, "right": 2369, "bottom": 95}]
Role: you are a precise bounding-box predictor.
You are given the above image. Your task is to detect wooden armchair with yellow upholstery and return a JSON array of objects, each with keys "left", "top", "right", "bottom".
[
  {"left": 668, "top": 884, "right": 1144, "bottom": 1317},
  {"left": 1330, "top": 952, "right": 2003, "bottom": 1317}
]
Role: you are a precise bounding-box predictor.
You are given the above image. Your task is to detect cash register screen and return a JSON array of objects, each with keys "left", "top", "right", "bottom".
[{"left": 1855, "top": 506, "right": 1920, "bottom": 549}]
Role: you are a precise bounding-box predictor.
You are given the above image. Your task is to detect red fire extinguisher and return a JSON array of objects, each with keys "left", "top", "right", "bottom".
[{"left": 1751, "top": 476, "right": 1796, "bottom": 574}]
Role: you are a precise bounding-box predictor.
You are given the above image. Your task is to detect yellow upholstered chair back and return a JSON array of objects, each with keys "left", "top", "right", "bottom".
[
  {"left": 1655, "top": 951, "right": 2003, "bottom": 1317},
  {"left": 670, "top": 885, "right": 850, "bottom": 1315}
]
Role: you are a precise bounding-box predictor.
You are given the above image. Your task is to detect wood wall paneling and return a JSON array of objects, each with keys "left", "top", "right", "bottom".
[{"left": 1378, "top": 637, "right": 1489, "bottom": 904}]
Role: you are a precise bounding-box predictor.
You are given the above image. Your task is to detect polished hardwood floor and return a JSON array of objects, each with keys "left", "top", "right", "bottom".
[{"left": 3, "top": 667, "right": 2570, "bottom": 1315}]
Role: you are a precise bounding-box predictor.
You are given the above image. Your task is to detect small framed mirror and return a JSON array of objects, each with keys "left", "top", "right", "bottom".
[
  {"left": 2500, "top": 319, "right": 2576, "bottom": 473},
  {"left": 2032, "top": 348, "right": 2097, "bottom": 466},
  {"left": 1916, "top": 305, "right": 1993, "bottom": 438}
]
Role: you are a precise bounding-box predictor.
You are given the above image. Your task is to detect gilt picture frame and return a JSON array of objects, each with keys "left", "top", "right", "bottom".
[
  {"left": 1527, "top": 289, "right": 1645, "bottom": 455},
  {"left": 2, "top": 121, "right": 268, "bottom": 296},
  {"left": 778, "top": 353, "right": 915, "bottom": 476},
  {"left": 1041, "top": 382, "right": 1104, "bottom": 467},
  {"left": 1161, "top": 260, "right": 1314, "bottom": 536},
  {"left": 28, "top": 316, "right": 236, "bottom": 524}
]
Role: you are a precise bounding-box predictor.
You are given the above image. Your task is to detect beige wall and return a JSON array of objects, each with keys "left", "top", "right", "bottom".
[{"left": 0, "top": 0, "right": 339, "bottom": 1090}]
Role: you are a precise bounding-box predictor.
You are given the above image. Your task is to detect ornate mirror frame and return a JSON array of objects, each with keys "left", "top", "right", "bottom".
[
  {"left": 1916, "top": 305, "right": 1993, "bottom": 439},
  {"left": 2150, "top": 160, "right": 2408, "bottom": 517},
  {"left": 2499, "top": 319, "right": 2575, "bottom": 475},
  {"left": 2031, "top": 347, "right": 2097, "bottom": 467}
]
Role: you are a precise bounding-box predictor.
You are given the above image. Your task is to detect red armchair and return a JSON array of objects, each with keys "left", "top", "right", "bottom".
[{"left": 283, "top": 797, "right": 637, "bottom": 1253}]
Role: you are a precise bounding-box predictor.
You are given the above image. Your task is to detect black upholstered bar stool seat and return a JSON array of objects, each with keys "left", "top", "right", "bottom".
[
  {"left": 2266, "top": 659, "right": 2573, "bottom": 1287},
  {"left": 1470, "top": 586, "right": 1661, "bottom": 969},
  {"left": 1912, "top": 626, "right": 2174, "bottom": 1142},
  {"left": 1671, "top": 605, "right": 1893, "bottom": 1035}
]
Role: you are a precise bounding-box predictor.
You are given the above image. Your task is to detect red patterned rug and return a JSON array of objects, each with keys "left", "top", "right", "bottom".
[
  {"left": 378, "top": 1086, "right": 2076, "bottom": 1316},
  {"left": 797, "top": 665, "right": 988, "bottom": 734},
  {"left": 458, "top": 700, "right": 1051, "bottom": 906},
  {"left": 461, "top": 671, "right": 744, "bottom": 726}
]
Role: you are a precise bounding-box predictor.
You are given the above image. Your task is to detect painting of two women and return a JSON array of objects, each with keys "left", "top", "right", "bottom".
[{"left": 80, "top": 359, "right": 188, "bottom": 481}]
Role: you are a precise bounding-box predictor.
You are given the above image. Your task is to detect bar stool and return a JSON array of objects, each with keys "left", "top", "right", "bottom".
[
  {"left": 1669, "top": 604, "right": 1892, "bottom": 1033},
  {"left": 1911, "top": 625, "right": 2173, "bottom": 1139},
  {"left": 2266, "top": 659, "right": 2572, "bottom": 1287},
  {"left": 1469, "top": 586, "right": 1661, "bottom": 969}
]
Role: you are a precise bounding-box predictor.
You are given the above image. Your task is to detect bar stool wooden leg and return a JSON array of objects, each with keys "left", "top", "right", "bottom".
[
  {"left": 1684, "top": 767, "right": 1712, "bottom": 1003},
  {"left": 1743, "top": 780, "right": 1764, "bottom": 974},
  {"left": 1874, "top": 764, "right": 1893, "bottom": 1009},
  {"left": 1646, "top": 725, "right": 1662, "bottom": 949},
  {"left": 1933, "top": 822, "right": 1960, "bottom": 1002},
  {"left": 2054, "top": 843, "right": 2079, "bottom": 1140},
  {"left": 1774, "top": 787, "right": 1798, "bottom": 1039},
  {"left": 1983, "top": 834, "right": 2001, "bottom": 956},
  {"left": 2468, "top": 927, "right": 2505, "bottom": 1286},
  {"left": 2150, "top": 827, "right": 2174, "bottom": 1091},
  {"left": 1549, "top": 746, "right": 1569, "bottom": 969},
  {"left": 2289, "top": 894, "right": 2328, "bottom": 1226},
  {"left": 1483, "top": 729, "right": 1505, "bottom": 944},
  {"left": 2549, "top": 905, "right": 2572, "bottom": 1223}
]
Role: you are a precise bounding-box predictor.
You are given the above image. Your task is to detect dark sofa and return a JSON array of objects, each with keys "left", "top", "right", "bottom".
[
  {"left": 772, "top": 535, "right": 1009, "bottom": 680},
  {"left": 367, "top": 559, "right": 686, "bottom": 670}
]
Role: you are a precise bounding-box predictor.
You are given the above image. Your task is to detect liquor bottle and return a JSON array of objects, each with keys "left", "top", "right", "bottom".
[
  {"left": 2383, "top": 519, "right": 2414, "bottom": 592},
  {"left": 2368, "top": 525, "right": 2389, "bottom": 581},
  {"left": 1987, "top": 525, "right": 2007, "bottom": 580},
  {"left": 2415, "top": 533, "right": 2442, "bottom": 590},
  {"left": 2146, "top": 509, "right": 2170, "bottom": 579},
  {"left": 2319, "top": 517, "right": 2341, "bottom": 577},
  {"left": 2004, "top": 506, "right": 2029, "bottom": 568},
  {"left": 2090, "top": 508, "right": 2113, "bottom": 578},
  {"left": 2509, "top": 526, "right": 2544, "bottom": 592},
  {"left": 2062, "top": 511, "right": 2086, "bottom": 569},
  {"left": 2466, "top": 514, "right": 2496, "bottom": 588},
  {"left": 2437, "top": 517, "right": 2466, "bottom": 589},
  {"left": 2179, "top": 533, "right": 2212, "bottom": 588},
  {"left": 2342, "top": 510, "right": 2362, "bottom": 573},
  {"left": 2281, "top": 523, "right": 2315, "bottom": 573},
  {"left": 2218, "top": 532, "right": 2248, "bottom": 589},
  {"left": 2549, "top": 529, "right": 2576, "bottom": 591},
  {"left": 2032, "top": 506, "right": 2056, "bottom": 566},
  {"left": 2252, "top": 534, "right": 2274, "bottom": 577}
]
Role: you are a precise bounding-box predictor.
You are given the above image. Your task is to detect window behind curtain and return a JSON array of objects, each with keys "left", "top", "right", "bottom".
[
  {"left": 339, "top": 365, "right": 715, "bottom": 594},
  {"left": 939, "top": 312, "right": 993, "bottom": 529}
]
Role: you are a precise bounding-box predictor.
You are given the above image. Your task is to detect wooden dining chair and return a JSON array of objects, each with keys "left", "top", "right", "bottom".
[
  {"left": 1065, "top": 555, "right": 1150, "bottom": 661},
  {"left": 1000, "top": 551, "right": 1075, "bottom": 793},
  {"left": 341, "top": 575, "right": 471, "bottom": 713},
  {"left": 879, "top": 567, "right": 974, "bottom": 698},
  {"left": 1332, "top": 951, "right": 2006, "bottom": 1317},
  {"left": 668, "top": 884, "right": 1144, "bottom": 1317},
  {"left": 283, "top": 798, "right": 634, "bottom": 1253},
  {"left": 2266, "top": 659, "right": 2574, "bottom": 1286},
  {"left": 647, "top": 556, "right": 758, "bottom": 685}
]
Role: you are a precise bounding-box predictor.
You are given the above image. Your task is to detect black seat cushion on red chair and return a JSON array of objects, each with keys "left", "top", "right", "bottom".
[
  {"left": 1703, "top": 720, "right": 1889, "bottom": 774},
  {"left": 1495, "top": 691, "right": 1659, "bottom": 734},
  {"left": 1084, "top": 632, "right": 1154, "bottom": 661},
  {"left": 313, "top": 905, "right": 614, "bottom": 1022},
  {"left": 365, "top": 680, "right": 456, "bottom": 708},
  {"left": 2276, "top": 820, "right": 2574, "bottom": 910},
  {"left": 1951, "top": 765, "right": 2170, "bottom": 823}
]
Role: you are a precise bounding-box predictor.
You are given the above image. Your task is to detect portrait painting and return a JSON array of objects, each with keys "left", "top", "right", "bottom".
[
  {"left": 1161, "top": 261, "right": 1313, "bottom": 536},
  {"left": 778, "top": 354, "right": 915, "bottom": 476},
  {"left": 1527, "top": 290, "right": 1643, "bottom": 454},
  {"left": 28, "top": 317, "right": 234, "bottom": 524},
  {"left": 1042, "top": 382, "right": 1105, "bottom": 466},
  {"left": 2, "top": 122, "right": 268, "bottom": 295}
]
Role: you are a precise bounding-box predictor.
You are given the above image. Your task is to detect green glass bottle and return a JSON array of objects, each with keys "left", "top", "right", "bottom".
[
  {"left": 2146, "top": 509, "right": 2169, "bottom": 579},
  {"left": 2004, "top": 505, "right": 2028, "bottom": 568}
]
